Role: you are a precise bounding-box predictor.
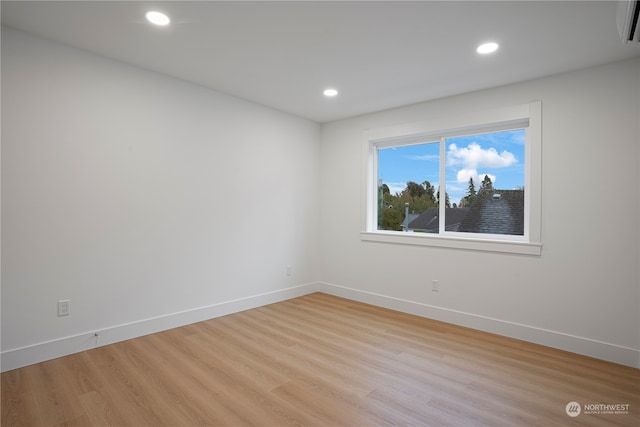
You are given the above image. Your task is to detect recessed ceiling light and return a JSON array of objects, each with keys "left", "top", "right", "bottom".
[
  {"left": 323, "top": 88, "right": 338, "bottom": 97},
  {"left": 146, "top": 11, "right": 170, "bottom": 26},
  {"left": 476, "top": 42, "right": 499, "bottom": 54}
]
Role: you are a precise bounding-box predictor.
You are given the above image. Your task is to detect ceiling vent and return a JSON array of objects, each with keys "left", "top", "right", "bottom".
[{"left": 617, "top": 1, "right": 640, "bottom": 43}]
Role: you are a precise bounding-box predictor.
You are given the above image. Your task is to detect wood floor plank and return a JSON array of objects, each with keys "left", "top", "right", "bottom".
[{"left": 2, "top": 292, "right": 639, "bottom": 426}]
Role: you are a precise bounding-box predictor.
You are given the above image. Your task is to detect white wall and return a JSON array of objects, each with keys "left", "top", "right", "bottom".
[
  {"left": 1, "top": 27, "right": 321, "bottom": 370},
  {"left": 2, "top": 26, "right": 639, "bottom": 371},
  {"left": 319, "top": 58, "right": 640, "bottom": 368}
]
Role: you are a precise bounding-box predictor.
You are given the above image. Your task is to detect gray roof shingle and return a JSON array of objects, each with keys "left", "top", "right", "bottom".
[
  {"left": 408, "top": 207, "right": 470, "bottom": 233},
  {"left": 407, "top": 189, "right": 524, "bottom": 235},
  {"left": 458, "top": 190, "right": 524, "bottom": 235}
]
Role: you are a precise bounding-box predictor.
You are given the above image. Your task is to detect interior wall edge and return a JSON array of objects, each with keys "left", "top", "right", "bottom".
[
  {"left": 318, "top": 282, "right": 640, "bottom": 369},
  {"left": 0, "top": 282, "right": 320, "bottom": 373}
]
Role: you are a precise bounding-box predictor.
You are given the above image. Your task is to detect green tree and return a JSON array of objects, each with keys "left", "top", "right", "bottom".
[
  {"left": 422, "top": 180, "right": 437, "bottom": 204},
  {"left": 378, "top": 180, "right": 438, "bottom": 230},
  {"left": 379, "top": 205, "right": 403, "bottom": 231},
  {"left": 480, "top": 175, "right": 493, "bottom": 193},
  {"left": 461, "top": 177, "right": 476, "bottom": 207},
  {"left": 436, "top": 186, "right": 451, "bottom": 208},
  {"left": 379, "top": 183, "right": 390, "bottom": 209},
  {"left": 405, "top": 181, "right": 426, "bottom": 198}
]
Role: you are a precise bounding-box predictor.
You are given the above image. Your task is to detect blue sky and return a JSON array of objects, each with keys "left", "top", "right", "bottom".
[{"left": 378, "top": 129, "right": 525, "bottom": 206}]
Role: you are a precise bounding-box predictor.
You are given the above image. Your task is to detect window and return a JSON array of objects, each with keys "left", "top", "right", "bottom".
[{"left": 362, "top": 102, "right": 541, "bottom": 255}]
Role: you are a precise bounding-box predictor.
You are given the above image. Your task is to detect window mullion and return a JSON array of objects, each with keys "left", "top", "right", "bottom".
[
  {"left": 371, "top": 142, "right": 379, "bottom": 232},
  {"left": 439, "top": 136, "right": 446, "bottom": 234}
]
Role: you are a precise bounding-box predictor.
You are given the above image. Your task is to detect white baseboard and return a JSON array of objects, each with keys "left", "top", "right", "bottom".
[
  {"left": 1, "top": 283, "right": 320, "bottom": 372},
  {"left": 318, "top": 282, "right": 640, "bottom": 369},
  {"left": 4, "top": 282, "right": 638, "bottom": 372}
]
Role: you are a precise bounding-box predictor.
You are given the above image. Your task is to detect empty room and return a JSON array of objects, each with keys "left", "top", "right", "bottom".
[{"left": 2, "top": 1, "right": 640, "bottom": 426}]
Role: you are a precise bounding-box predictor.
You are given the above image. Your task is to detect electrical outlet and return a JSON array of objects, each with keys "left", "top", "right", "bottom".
[
  {"left": 286, "top": 265, "right": 293, "bottom": 276},
  {"left": 432, "top": 280, "right": 440, "bottom": 292},
  {"left": 58, "top": 300, "right": 70, "bottom": 316}
]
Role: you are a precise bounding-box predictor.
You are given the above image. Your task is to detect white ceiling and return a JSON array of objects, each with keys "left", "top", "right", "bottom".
[{"left": 2, "top": 1, "right": 639, "bottom": 123}]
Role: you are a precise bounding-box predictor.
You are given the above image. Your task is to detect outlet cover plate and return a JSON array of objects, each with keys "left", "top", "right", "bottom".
[{"left": 58, "top": 300, "right": 70, "bottom": 316}]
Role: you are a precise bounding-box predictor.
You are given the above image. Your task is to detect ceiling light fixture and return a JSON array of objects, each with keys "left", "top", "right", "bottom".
[
  {"left": 476, "top": 42, "right": 499, "bottom": 54},
  {"left": 323, "top": 88, "right": 338, "bottom": 97},
  {"left": 146, "top": 11, "right": 170, "bottom": 26}
]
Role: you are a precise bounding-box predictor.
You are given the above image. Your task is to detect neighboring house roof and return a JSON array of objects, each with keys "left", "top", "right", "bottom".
[
  {"left": 458, "top": 190, "right": 524, "bottom": 235},
  {"left": 408, "top": 207, "right": 470, "bottom": 233},
  {"left": 405, "top": 212, "right": 421, "bottom": 226},
  {"left": 407, "top": 189, "right": 524, "bottom": 235}
]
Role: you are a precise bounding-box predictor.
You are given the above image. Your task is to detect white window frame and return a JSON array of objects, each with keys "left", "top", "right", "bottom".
[{"left": 361, "top": 101, "right": 542, "bottom": 255}]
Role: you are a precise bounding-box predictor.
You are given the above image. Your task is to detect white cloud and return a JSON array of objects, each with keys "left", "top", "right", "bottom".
[
  {"left": 447, "top": 142, "right": 517, "bottom": 169},
  {"left": 406, "top": 154, "right": 439, "bottom": 161},
  {"left": 456, "top": 168, "right": 496, "bottom": 185},
  {"left": 385, "top": 182, "right": 407, "bottom": 196}
]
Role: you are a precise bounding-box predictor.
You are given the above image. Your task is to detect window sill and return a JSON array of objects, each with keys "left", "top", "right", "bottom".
[{"left": 360, "top": 231, "right": 542, "bottom": 256}]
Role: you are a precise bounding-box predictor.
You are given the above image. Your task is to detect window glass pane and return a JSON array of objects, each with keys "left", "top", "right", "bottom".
[
  {"left": 377, "top": 142, "right": 440, "bottom": 232},
  {"left": 445, "top": 129, "right": 525, "bottom": 236},
  {"left": 364, "top": 102, "right": 540, "bottom": 253}
]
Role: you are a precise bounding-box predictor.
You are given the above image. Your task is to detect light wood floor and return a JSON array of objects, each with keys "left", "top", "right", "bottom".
[{"left": 2, "top": 292, "right": 639, "bottom": 426}]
